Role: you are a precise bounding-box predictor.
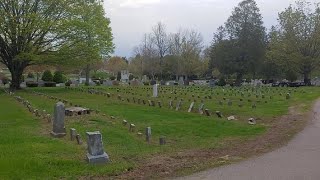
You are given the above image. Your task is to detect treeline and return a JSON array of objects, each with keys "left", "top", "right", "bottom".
[{"left": 128, "top": 0, "right": 320, "bottom": 85}]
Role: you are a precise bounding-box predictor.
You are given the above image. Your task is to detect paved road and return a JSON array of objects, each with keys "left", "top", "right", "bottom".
[{"left": 178, "top": 100, "right": 320, "bottom": 180}]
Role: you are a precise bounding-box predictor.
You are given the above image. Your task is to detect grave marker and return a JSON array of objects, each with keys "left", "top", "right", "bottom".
[
  {"left": 51, "top": 102, "right": 66, "bottom": 138},
  {"left": 86, "top": 131, "right": 109, "bottom": 164}
]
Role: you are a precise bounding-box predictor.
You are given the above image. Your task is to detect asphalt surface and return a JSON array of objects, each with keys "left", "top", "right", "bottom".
[{"left": 178, "top": 100, "right": 320, "bottom": 180}]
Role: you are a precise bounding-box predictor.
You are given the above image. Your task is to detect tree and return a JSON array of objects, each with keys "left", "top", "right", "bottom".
[
  {"left": 53, "top": 71, "right": 64, "bottom": 83},
  {"left": 133, "top": 34, "right": 159, "bottom": 80},
  {"left": 267, "top": 0, "right": 320, "bottom": 84},
  {"left": 25, "top": 65, "right": 54, "bottom": 82},
  {"left": 42, "top": 70, "right": 53, "bottom": 82},
  {"left": 167, "top": 29, "right": 204, "bottom": 80},
  {"left": 151, "top": 22, "right": 169, "bottom": 79},
  {"left": 0, "top": 0, "right": 113, "bottom": 90},
  {"left": 105, "top": 56, "right": 128, "bottom": 75},
  {"left": 210, "top": 0, "right": 266, "bottom": 85}
]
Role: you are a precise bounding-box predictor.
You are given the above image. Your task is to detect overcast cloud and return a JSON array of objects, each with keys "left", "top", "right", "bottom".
[{"left": 104, "top": 0, "right": 319, "bottom": 57}]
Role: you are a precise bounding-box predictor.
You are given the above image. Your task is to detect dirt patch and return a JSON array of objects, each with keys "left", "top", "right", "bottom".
[{"left": 109, "top": 103, "right": 310, "bottom": 180}]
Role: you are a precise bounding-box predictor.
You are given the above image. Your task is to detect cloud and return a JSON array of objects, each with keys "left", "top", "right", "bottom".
[{"left": 119, "top": 0, "right": 161, "bottom": 8}]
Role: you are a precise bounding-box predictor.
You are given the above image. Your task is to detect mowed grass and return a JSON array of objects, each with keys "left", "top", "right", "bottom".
[{"left": 0, "top": 86, "right": 319, "bottom": 179}]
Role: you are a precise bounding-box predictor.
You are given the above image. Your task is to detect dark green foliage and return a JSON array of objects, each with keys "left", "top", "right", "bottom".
[
  {"left": 65, "top": 80, "right": 72, "bottom": 87},
  {"left": 210, "top": 0, "right": 266, "bottom": 85},
  {"left": 42, "top": 70, "right": 53, "bottom": 82},
  {"left": 53, "top": 71, "right": 64, "bottom": 83},
  {"left": 216, "top": 78, "right": 227, "bottom": 86},
  {"left": 0, "top": 1, "right": 114, "bottom": 90}
]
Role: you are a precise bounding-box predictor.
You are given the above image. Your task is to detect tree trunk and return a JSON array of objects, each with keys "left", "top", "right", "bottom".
[
  {"left": 235, "top": 73, "right": 243, "bottom": 87},
  {"left": 9, "top": 66, "right": 24, "bottom": 91},
  {"left": 303, "top": 72, "right": 311, "bottom": 86},
  {"left": 85, "top": 64, "right": 90, "bottom": 86}
]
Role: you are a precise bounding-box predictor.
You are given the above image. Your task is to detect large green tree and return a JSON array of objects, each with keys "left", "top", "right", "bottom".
[
  {"left": 210, "top": 0, "right": 266, "bottom": 85},
  {"left": 267, "top": 0, "right": 320, "bottom": 84},
  {"left": 0, "top": 0, "right": 113, "bottom": 90}
]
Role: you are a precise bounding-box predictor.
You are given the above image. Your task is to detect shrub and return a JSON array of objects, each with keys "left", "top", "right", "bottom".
[
  {"left": 65, "top": 80, "right": 72, "bottom": 87},
  {"left": 26, "top": 81, "right": 38, "bottom": 87},
  {"left": 44, "top": 82, "right": 56, "bottom": 87},
  {"left": 53, "top": 71, "right": 64, "bottom": 83},
  {"left": 216, "top": 78, "right": 226, "bottom": 86},
  {"left": 143, "top": 82, "right": 150, "bottom": 86},
  {"left": 42, "top": 70, "right": 53, "bottom": 82},
  {"left": 110, "top": 76, "right": 116, "bottom": 80}
]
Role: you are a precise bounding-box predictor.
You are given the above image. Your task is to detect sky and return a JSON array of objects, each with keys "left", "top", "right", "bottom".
[{"left": 103, "top": 0, "right": 319, "bottom": 57}]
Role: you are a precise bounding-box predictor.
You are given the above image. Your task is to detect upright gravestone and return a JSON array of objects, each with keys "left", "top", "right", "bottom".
[
  {"left": 188, "top": 102, "right": 195, "bottom": 113},
  {"left": 86, "top": 131, "right": 109, "bottom": 164},
  {"left": 169, "top": 100, "right": 173, "bottom": 109},
  {"left": 51, "top": 102, "right": 66, "bottom": 137},
  {"left": 153, "top": 84, "right": 158, "bottom": 97},
  {"left": 198, "top": 103, "right": 204, "bottom": 115},
  {"left": 176, "top": 99, "right": 182, "bottom": 111},
  {"left": 70, "top": 128, "right": 77, "bottom": 141},
  {"left": 146, "top": 127, "right": 151, "bottom": 143}
]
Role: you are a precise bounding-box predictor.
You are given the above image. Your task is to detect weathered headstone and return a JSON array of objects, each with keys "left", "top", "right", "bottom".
[
  {"left": 86, "top": 131, "right": 109, "bottom": 164},
  {"left": 169, "top": 100, "right": 174, "bottom": 109},
  {"left": 248, "top": 118, "right": 256, "bottom": 125},
  {"left": 215, "top": 111, "right": 222, "bottom": 118},
  {"left": 227, "top": 116, "right": 236, "bottom": 121},
  {"left": 286, "top": 93, "right": 290, "bottom": 100},
  {"left": 129, "top": 124, "right": 135, "bottom": 132},
  {"left": 198, "top": 103, "right": 204, "bottom": 115},
  {"left": 146, "top": 127, "right": 151, "bottom": 143},
  {"left": 176, "top": 99, "right": 182, "bottom": 111},
  {"left": 204, "top": 109, "right": 211, "bottom": 116},
  {"left": 188, "top": 102, "right": 195, "bottom": 113},
  {"left": 70, "top": 128, "right": 77, "bottom": 141},
  {"left": 123, "top": 120, "right": 128, "bottom": 126},
  {"left": 51, "top": 102, "right": 66, "bottom": 137},
  {"left": 159, "top": 137, "right": 166, "bottom": 145},
  {"left": 153, "top": 84, "right": 158, "bottom": 97},
  {"left": 76, "top": 134, "right": 83, "bottom": 145}
]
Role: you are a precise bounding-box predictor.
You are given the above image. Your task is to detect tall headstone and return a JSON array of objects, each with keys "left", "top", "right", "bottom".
[
  {"left": 146, "top": 127, "right": 152, "bottom": 143},
  {"left": 86, "top": 131, "right": 109, "bottom": 164},
  {"left": 51, "top": 102, "right": 66, "bottom": 137},
  {"left": 198, "top": 103, "right": 204, "bottom": 115},
  {"left": 188, "top": 102, "right": 195, "bottom": 113},
  {"left": 176, "top": 99, "right": 182, "bottom": 111},
  {"left": 153, "top": 84, "right": 158, "bottom": 97}
]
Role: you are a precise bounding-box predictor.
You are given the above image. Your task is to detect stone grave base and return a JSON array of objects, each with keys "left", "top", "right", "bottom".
[
  {"left": 87, "top": 152, "right": 109, "bottom": 164},
  {"left": 50, "top": 131, "right": 66, "bottom": 138}
]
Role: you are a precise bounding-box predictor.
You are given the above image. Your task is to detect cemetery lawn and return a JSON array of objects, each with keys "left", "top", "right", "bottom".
[{"left": 0, "top": 86, "right": 319, "bottom": 179}]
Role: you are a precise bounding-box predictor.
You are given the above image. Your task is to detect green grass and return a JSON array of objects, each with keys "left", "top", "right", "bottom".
[{"left": 0, "top": 86, "right": 319, "bottom": 179}]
